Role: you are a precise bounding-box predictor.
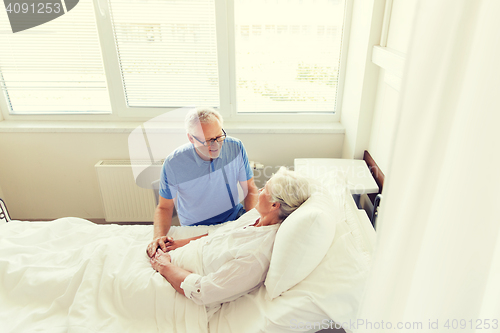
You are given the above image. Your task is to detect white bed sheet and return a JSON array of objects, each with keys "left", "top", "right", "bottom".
[{"left": 0, "top": 218, "right": 213, "bottom": 333}]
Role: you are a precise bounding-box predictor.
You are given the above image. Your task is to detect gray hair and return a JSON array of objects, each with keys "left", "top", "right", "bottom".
[
  {"left": 185, "top": 107, "right": 223, "bottom": 134},
  {"left": 267, "top": 167, "right": 311, "bottom": 222}
]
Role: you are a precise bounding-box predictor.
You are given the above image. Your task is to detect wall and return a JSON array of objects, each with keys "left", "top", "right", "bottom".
[
  {"left": 0, "top": 107, "right": 3, "bottom": 206},
  {"left": 340, "top": 0, "right": 386, "bottom": 160},
  {"left": 348, "top": 0, "right": 418, "bottom": 217},
  {"left": 367, "top": 0, "right": 418, "bottom": 174},
  {"left": 0, "top": 130, "right": 342, "bottom": 220}
]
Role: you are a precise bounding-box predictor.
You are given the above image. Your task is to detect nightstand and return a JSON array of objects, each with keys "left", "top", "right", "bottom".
[{"left": 294, "top": 158, "right": 379, "bottom": 207}]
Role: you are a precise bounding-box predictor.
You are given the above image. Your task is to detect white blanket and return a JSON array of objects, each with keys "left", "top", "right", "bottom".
[{"left": 0, "top": 218, "right": 210, "bottom": 333}]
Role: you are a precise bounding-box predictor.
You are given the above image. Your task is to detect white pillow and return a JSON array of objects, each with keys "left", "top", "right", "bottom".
[
  {"left": 264, "top": 180, "right": 345, "bottom": 299},
  {"left": 271, "top": 193, "right": 375, "bottom": 332}
]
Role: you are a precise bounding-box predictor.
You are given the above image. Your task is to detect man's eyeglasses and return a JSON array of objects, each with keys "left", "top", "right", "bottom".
[{"left": 192, "top": 129, "right": 227, "bottom": 147}]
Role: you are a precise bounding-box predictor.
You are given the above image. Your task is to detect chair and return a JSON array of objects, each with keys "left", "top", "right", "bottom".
[
  {"left": 0, "top": 198, "right": 12, "bottom": 223},
  {"left": 370, "top": 194, "right": 382, "bottom": 229}
]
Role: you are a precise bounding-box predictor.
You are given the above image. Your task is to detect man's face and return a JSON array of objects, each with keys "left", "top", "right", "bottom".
[{"left": 189, "top": 119, "right": 224, "bottom": 161}]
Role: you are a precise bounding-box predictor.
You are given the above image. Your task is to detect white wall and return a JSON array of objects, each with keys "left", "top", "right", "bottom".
[
  {"left": 340, "top": 0, "right": 386, "bottom": 160},
  {"left": 0, "top": 130, "right": 342, "bottom": 220},
  {"left": 0, "top": 109, "right": 5, "bottom": 203},
  {"left": 386, "top": 0, "right": 418, "bottom": 54},
  {"left": 367, "top": 0, "right": 418, "bottom": 174}
]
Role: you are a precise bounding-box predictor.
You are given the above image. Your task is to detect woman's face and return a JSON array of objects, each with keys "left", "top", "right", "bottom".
[{"left": 255, "top": 182, "right": 274, "bottom": 216}]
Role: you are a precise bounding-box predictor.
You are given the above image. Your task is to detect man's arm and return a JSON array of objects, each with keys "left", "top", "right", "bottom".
[
  {"left": 147, "top": 196, "right": 175, "bottom": 257},
  {"left": 241, "top": 177, "right": 259, "bottom": 211}
]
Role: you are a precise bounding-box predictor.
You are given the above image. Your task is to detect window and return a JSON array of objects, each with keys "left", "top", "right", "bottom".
[
  {"left": 234, "top": 0, "right": 346, "bottom": 113},
  {"left": 0, "top": 0, "right": 348, "bottom": 119},
  {"left": 108, "top": 0, "right": 220, "bottom": 108},
  {"left": 0, "top": 0, "right": 111, "bottom": 114}
]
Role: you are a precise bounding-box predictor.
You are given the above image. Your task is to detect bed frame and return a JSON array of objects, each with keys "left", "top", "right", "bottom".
[{"left": 363, "top": 150, "right": 384, "bottom": 227}]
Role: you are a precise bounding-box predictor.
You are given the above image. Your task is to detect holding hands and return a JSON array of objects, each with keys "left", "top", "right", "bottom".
[
  {"left": 147, "top": 236, "right": 192, "bottom": 258},
  {"left": 150, "top": 249, "right": 171, "bottom": 274},
  {"left": 147, "top": 236, "right": 172, "bottom": 258}
]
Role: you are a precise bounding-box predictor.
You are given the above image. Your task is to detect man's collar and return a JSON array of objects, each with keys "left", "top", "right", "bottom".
[{"left": 192, "top": 144, "right": 221, "bottom": 167}]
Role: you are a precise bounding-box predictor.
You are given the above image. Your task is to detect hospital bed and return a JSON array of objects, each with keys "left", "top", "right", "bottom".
[{"left": 0, "top": 169, "right": 376, "bottom": 333}]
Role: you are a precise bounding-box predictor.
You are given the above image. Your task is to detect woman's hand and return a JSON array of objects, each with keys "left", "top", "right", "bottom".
[
  {"left": 150, "top": 249, "right": 172, "bottom": 275},
  {"left": 149, "top": 249, "right": 192, "bottom": 296}
]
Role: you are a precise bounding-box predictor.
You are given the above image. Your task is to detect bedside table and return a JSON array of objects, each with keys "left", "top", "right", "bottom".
[{"left": 294, "top": 158, "right": 379, "bottom": 206}]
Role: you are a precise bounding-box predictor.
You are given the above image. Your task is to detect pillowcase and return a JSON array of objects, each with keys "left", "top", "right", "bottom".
[{"left": 264, "top": 177, "right": 346, "bottom": 300}]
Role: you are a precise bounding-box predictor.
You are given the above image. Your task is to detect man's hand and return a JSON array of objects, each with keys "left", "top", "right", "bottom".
[
  {"left": 148, "top": 234, "right": 208, "bottom": 257},
  {"left": 146, "top": 236, "right": 173, "bottom": 258},
  {"left": 150, "top": 249, "right": 172, "bottom": 274},
  {"left": 165, "top": 238, "right": 191, "bottom": 252}
]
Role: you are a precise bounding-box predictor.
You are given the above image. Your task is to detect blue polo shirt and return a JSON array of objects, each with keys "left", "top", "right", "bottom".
[{"left": 159, "top": 137, "right": 254, "bottom": 226}]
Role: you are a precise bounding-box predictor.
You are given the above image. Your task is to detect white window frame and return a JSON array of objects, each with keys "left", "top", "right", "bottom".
[{"left": 0, "top": 0, "right": 353, "bottom": 124}]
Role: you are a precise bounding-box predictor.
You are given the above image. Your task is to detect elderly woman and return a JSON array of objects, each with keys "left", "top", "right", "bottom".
[{"left": 150, "top": 167, "right": 311, "bottom": 318}]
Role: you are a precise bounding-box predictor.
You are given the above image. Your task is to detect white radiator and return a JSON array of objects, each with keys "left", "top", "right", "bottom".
[{"left": 95, "top": 160, "right": 159, "bottom": 222}]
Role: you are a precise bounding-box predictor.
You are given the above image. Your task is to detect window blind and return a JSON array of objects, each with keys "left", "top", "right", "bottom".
[
  {"left": 108, "top": 0, "right": 220, "bottom": 108},
  {"left": 234, "top": 0, "right": 346, "bottom": 113},
  {"left": 0, "top": 0, "right": 111, "bottom": 114}
]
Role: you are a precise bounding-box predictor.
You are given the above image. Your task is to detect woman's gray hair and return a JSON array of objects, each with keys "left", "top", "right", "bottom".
[
  {"left": 267, "top": 167, "right": 311, "bottom": 222},
  {"left": 185, "top": 107, "right": 223, "bottom": 134}
]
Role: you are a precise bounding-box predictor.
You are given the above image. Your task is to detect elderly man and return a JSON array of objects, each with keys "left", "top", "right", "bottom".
[{"left": 147, "top": 107, "right": 259, "bottom": 257}]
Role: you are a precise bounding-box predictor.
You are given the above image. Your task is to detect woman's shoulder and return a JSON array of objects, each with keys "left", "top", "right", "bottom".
[{"left": 232, "top": 209, "right": 260, "bottom": 227}]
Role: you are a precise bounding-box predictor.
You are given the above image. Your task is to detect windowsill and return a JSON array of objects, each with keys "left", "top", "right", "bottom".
[{"left": 0, "top": 120, "right": 345, "bottom": 134}]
